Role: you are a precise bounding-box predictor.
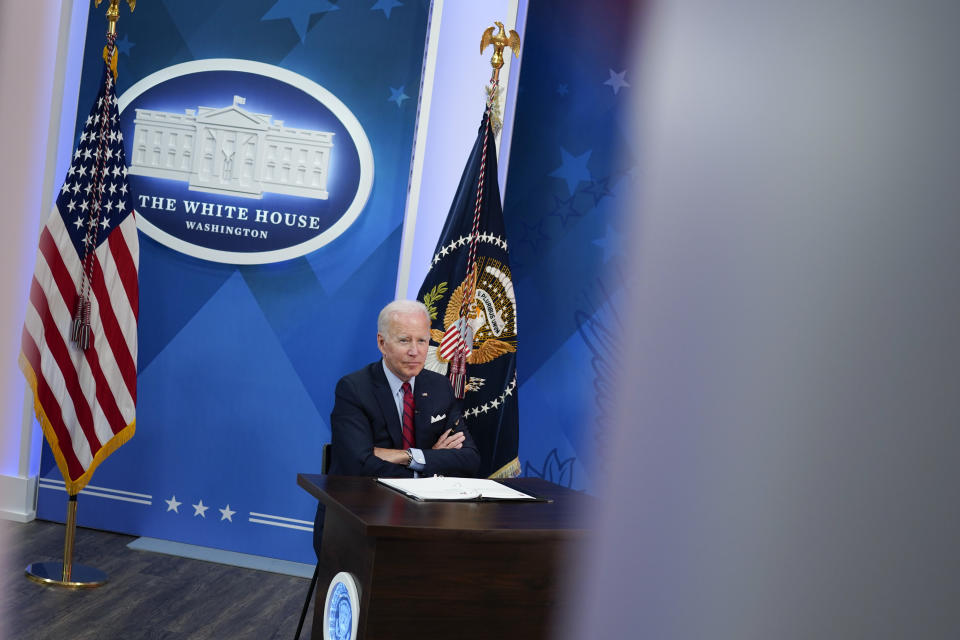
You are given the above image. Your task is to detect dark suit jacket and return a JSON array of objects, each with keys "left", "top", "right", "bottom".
[
  {"left": 328, "top": 361, "right": 481, "bottom": 478},
  {"left": 314, "top": 362, "right": 481, "bottom": 556}
]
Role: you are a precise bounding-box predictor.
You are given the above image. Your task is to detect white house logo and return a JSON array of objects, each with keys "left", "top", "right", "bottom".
[
  {"left": 117, "top": 60, "right": 374, "bottom": 264},
  {"left": 129, "top": 95, "right": 335, "bottom": 201}
]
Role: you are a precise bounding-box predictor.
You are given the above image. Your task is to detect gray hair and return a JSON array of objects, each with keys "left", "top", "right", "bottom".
[{"left": 377, "top": 299, "right": 431, "bottom": 336}]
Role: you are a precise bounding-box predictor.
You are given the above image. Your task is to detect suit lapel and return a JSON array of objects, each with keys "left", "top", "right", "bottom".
[{"left": 370, "top": 362, "right": 403, "bottom": 448}]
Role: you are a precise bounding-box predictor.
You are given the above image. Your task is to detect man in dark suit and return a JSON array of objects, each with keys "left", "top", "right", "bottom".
[{"left": 314, "top": 300, "right": 480, "bottom": 554}]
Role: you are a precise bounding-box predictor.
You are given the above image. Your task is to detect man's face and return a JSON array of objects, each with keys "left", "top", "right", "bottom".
[{"left": 378, "top": 311, "right": 430, "bottom": 381}]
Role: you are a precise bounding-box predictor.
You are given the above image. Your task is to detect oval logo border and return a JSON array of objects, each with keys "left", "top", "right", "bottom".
[{"left": 118, "top": 59, "right": 374, "bottom": 265}]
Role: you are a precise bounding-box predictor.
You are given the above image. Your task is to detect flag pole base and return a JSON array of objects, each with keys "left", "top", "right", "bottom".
[{"left": 25, "top": 561, "right": 107, "bottom": 589}]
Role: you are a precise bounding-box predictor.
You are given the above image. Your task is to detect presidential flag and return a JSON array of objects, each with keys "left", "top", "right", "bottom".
[
  {"left": 418, "top": 106, "right": 520, "bottom": 479},
  {"left": 19, "top": 37, "right": 139, "bottom": 496}
]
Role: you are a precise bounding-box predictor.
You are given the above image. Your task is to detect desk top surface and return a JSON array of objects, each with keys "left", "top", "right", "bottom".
[{"left": 297, "top": 474, "right": 594, "bottom": 540}]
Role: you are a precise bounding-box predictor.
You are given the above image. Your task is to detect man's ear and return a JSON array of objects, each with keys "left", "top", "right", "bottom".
[{"left": 376, "top": 333, "right": 386, "bottom": 353}]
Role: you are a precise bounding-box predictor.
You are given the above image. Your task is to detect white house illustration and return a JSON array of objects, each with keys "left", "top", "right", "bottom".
[{"left": 128, "top": 96, "right": 335, "bottom": 200}]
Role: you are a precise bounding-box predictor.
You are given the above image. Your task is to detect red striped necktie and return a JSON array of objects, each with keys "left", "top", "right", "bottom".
[{"left": 401, "top": 381, "right": 415, "bottom": 449}]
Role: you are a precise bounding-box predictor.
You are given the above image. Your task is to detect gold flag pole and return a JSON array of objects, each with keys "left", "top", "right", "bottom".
[{"left": 26, "top": 0, "right": 135, "bottom": 589}]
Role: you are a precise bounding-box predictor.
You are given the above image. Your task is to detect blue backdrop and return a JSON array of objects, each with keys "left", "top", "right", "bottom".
[
  {"left": 37, "top": 0, "right": 638, "bottom": 559},
  {"left": 38, "top": 0, "right": 431, "bottom": 563},
  {"left": 508, "top": 0, "right": 638, "bottom": 493}
]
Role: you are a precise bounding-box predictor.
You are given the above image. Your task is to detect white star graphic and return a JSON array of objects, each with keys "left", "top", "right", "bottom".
[
  {"left": 66, "top": 200, "right": 76, "bottom": 212},
  {"left": 120, "top": 183, "right": 128, "bottom": 196},
  {"left": 71, "top": 183, "right": 81, "bottom": 195},
  {"left": 219, "top": 505, "right": 236, "bottom": 522},
  {"left": 61, "top": 182, "right": 71, "bottom": 195},
  {"left": 100, "top": 217, "right": 111, "bottom": 230},
  {"left": 112, "top": 165, "right": 122, "bottom": 178},
  {"left": 74, "top": 149, "right": 82, "bottom": 160},
  {"left": 193, "top": 500, "right": 209, "bottom": 518},
  {"left": 165, "top": 495, "right": 182, "bottom": 512},
  {"left": 82, "top": 148, "right": 92, "bottom": 161},
  {"left": 74, "top": 217, "right": 84, "bottom": 230},
  {"left": 85, "top": 115, "right": 93, "bottom": 127},
  {"left": 604, "top": 69, "right": 630, "bottom": 95},
  {"left": 80, "top": 200, "right": 89, "bottom": 212},
  {"left": 77, "top": 165, "right": 87, "bottom": 178},
  {"left": 108, "top": 182, "right": 117, "bottom": 195}
]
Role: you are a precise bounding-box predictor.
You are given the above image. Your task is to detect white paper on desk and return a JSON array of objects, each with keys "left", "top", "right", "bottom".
[{"left": 377, "top": 477, "right": 535, "bottom": 501}]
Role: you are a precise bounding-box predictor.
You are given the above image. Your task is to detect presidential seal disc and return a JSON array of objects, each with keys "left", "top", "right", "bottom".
[{"left": 323, "top": 571, "right": 360, "bottom": 640}]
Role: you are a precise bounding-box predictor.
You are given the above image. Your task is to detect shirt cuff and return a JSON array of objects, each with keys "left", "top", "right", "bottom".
[{"left": 408, "top": 447, "right": 425, "bottom": 471}]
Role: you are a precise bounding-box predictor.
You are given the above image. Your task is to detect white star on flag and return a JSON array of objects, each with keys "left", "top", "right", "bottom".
[
  {"left": 165, "top": 495, "right": 182, "bottom": 512},
  {"left": 193, "top": 500, "right": 209, "bottom": 518}
]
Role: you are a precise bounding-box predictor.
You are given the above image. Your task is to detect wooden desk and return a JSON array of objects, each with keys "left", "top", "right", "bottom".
[{"left": 297, "top": 474, "right": 592, "bottom": 640}]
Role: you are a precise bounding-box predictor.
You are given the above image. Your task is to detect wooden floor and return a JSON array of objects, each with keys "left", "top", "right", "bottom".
[{"left": 1, "top": 519, "right": 315, "bottom": 640}]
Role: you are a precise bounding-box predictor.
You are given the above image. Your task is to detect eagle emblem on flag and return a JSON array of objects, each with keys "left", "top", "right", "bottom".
[{"left": 426, "top": 256, "right": 517, "bottom": 380}]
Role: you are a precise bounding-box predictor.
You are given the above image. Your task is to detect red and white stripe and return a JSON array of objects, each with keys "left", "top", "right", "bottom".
[{"left": 21, "top": 205, "right": 138, "bottom": 489}]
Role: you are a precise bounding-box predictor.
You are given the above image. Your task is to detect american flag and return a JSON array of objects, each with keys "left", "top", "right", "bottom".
[{"left": 19, "top": 50, "right": 139, "bottom": 496}]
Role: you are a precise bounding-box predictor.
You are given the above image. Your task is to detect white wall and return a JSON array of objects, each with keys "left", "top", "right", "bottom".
[{"left": 0, "top": 0, "right": 90, "bottom": 522}]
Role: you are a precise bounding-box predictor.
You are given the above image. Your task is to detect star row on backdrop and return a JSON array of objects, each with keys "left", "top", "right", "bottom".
[{"left": 164, "top": 495, "right": 236, "bottom": 522}]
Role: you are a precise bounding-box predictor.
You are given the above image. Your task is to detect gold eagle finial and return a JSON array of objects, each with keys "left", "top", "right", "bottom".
[
  {"left": 480, "top": 21, "right": 520, "bottom": 83},
  {"left": 94, "top": 0, "right": 136, "bottom": 36}
]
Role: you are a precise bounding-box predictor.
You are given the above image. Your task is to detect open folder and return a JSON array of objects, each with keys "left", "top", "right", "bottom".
[{"left": 377, "top": 477, "right": 544, "bottom": 502}]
